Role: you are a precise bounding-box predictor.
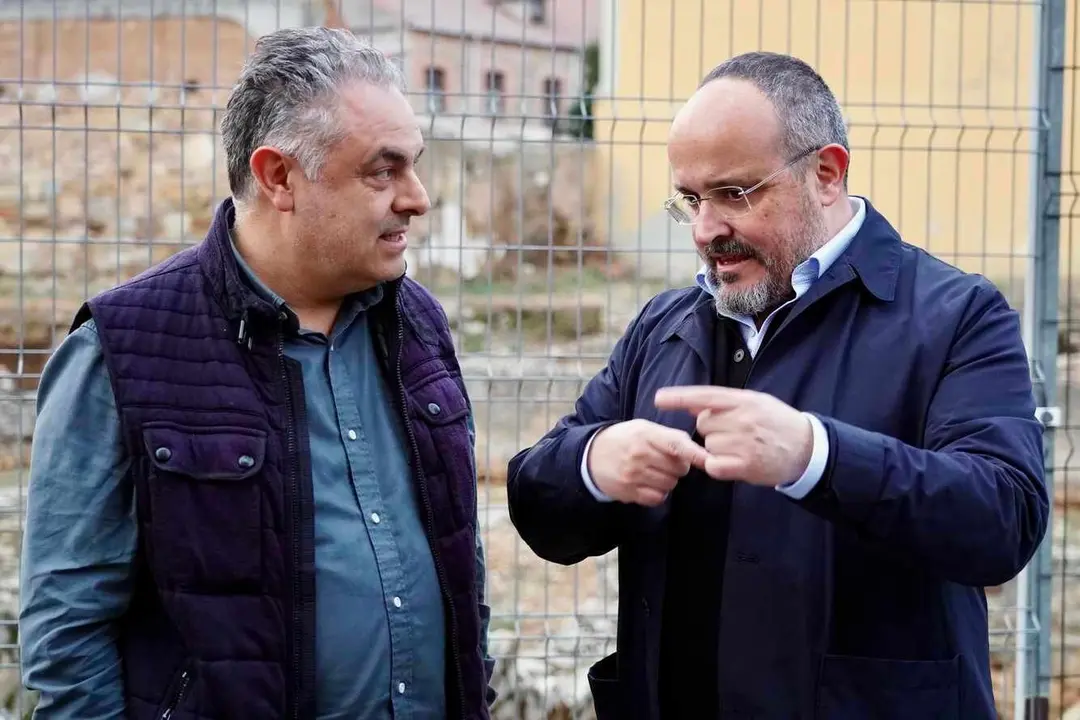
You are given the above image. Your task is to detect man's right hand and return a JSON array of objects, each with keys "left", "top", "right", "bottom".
[{"left": 586, "top": 419, "right": 709, "bottom": 506}]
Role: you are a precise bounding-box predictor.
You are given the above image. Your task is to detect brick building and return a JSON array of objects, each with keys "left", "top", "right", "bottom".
[{"left": 324, "top": 0, "right": 600, "bottom": 140}]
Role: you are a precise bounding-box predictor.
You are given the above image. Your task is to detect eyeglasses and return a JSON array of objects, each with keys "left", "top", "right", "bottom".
[{"left": 663, "top": 147, "right": 819, "bottom": 225}]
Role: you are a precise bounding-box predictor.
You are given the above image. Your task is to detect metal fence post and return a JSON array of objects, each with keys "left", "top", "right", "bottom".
[{"left": 1026, "top": 0, "right": 1067, "bottom": 715}]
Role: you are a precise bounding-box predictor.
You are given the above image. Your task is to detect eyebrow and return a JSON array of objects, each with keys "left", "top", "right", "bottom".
[
  {"left": 369, "top": 145, "right": 425, "bottom": 166},
  {"left": 674, "top": 175, "right": 753, "bottom": 195}
]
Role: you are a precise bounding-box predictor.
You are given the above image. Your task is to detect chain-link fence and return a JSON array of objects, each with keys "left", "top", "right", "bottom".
[{"left": 0, "top": 0, "right": 1076, "bottom": 717}]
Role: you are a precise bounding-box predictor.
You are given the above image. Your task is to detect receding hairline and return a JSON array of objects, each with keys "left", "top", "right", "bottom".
[{"left": 671, "top": 77, "right": 784, "bottom": 147}]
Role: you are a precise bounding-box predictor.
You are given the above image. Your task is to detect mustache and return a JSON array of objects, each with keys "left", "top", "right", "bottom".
[{"left": 704, "top": 239, "right": 765, "bottom": 264}]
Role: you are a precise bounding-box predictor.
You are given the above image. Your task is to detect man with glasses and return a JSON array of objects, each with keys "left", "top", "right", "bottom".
[{"left": 507, "top": 51, "right": 1047, "bottom": 720}]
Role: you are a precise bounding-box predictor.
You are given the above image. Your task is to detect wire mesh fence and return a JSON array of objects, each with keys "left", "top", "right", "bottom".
[{"left": 0, "top": 0, "right": 1076, "bottom": 717}]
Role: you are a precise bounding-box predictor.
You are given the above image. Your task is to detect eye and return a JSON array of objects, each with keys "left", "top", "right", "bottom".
[
  {"left": 720, "top": 188, "right": 745, "bottom": 201},
  {"left": 372, "top": 168, "right": 395, "bottom": 181}
]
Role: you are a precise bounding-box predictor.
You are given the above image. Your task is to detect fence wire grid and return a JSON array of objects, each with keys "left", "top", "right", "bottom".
[{"left": 0, "top": 0, "right": 1077, "bottom": 717}]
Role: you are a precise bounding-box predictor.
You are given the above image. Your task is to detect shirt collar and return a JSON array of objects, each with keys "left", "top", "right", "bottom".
[{"left": 695, "top": 195, "right": 867, "bottom": 306}]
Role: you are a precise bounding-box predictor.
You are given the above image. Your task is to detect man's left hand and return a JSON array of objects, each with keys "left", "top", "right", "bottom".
[{"left": 654, "top": 386, "right": 814, "bottom": 488}]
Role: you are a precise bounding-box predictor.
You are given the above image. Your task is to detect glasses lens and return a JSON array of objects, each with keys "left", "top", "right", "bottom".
[
  {"left": 712, "top": 188, "right": 752, "bottom": 218},
  {"left": 665, "top": 196, "right": 696, "bottom": 224}
]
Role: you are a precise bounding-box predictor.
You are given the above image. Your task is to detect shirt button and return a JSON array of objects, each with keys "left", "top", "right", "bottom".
[
  {"left": 733, "top": 348, "right": 746, "bottom": 362},
  {"left": 398, "top": 682, "right": 406, "bottom": 694},
  {"left": 347, "top": 429, "right": 357, "bottom": 441},
  {"left": 154, "top": 447, "right": 172, "bottom": 462},
  {"left": 371, "top": 513, "right": 381, "bottom": 524},
  {"left": 237, "top": 454, "right": 255, "bottom": 469},
  {"left": 427, "top": 402, "right": 441, "bottom": 415},
  {"left": 393, "top": 596, "right": 402, "bottom": 608}
]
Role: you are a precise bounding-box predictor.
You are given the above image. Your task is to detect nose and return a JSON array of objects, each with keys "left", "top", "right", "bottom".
[
  {"left": 393, "top": 170, "right": 431, "bottom": 217},
  {"left": 692, "top": 203, "right": 734, "bottom": 248}
]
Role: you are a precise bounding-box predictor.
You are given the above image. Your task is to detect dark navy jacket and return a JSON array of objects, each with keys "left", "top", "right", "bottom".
[
  {"left": 507, "top": 199, "right": 1048, "bottom": 719},
  {"left": 69, "top": 199, "right": 493, "bottom": 719}
]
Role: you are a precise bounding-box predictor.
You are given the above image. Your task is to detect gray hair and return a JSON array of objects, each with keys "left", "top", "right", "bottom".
[
  {"left": 700, "top": 52, "right": 848, "bottom": 179},
  {"left": 221, "top": 26, "right": 407, "bottom": 201}
]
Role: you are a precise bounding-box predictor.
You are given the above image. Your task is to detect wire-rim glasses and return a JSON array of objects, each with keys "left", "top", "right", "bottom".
[{"left": 663, "top": 147, "right": 819, "bottom": 225}]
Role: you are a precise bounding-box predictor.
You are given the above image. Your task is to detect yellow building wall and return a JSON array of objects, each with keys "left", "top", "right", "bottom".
[{"left": 593, "top": 0, "right": 1073, "bottom": 305}]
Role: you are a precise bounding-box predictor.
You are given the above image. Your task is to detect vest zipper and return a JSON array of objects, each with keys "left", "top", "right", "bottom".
[
  {"left": 159, "top": 669, "right": 190, "bottom": 720},
  {"left": 390, "top": 302, "right": 468, "bottom": 719},
  {"left": 278, "top": 327, "right": 303, "bottom": 720}
]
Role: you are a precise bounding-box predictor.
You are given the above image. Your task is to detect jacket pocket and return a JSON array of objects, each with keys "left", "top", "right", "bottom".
[
  {"left": 816, "top": 654, "right": 961, "bottom": 720},
  {"left": 142, "top": 422, "right": 265, "bottom": 591},
  {"left": 588, "top": 652, "right": 621, "bottom": 720}
]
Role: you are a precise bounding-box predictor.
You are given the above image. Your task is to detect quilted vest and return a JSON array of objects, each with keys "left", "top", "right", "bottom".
[{"left": 71, "top": 198, "right": 488, "bottom": 719}]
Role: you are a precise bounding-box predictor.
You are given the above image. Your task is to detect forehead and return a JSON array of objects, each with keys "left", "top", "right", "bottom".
[
  {"left": 667, "top": 78, "right": 782, "bottom": 189},
  {"left": 334, "top": 81, "right": 424, "bottom": 158}
]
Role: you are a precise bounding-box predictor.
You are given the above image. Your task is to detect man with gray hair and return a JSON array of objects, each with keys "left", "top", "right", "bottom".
[
  {"left": 20, "top": 26, "right": 495, "bottom": 719},
  {"left": 508, "top": 51, "right": 1047, "bottom": 719}
]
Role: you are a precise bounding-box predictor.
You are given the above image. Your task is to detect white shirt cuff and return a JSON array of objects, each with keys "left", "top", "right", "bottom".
[
  {"left": 580, "top": 430, "right": 615, "bottom": 502},
  {"left": 776, "top": 413, "right": 829, "bottom": 500}
]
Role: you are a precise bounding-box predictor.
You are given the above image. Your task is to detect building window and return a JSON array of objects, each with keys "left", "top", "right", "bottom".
[
  {"left": 425, "top": 66, "right": 446, "bottom": 113},
  {"left": 484, "top": 70, "right": 505, "bottom": 115},
  {"left": 542, "top": 76, "right": 562, "bottom": 125},
  {"left": 528, "top": 0, "right": 545, "bottom": 24}
]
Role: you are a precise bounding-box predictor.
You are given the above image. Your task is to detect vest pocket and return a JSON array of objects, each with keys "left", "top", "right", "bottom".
[
  {"left": 815, "top": 653, "right": 961, "bottom": 720},
  {"left": 142, "top": 422, "right": 265, "bottom": 591}
]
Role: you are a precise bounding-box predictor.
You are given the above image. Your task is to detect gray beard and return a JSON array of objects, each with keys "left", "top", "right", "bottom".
[
  {"left": 708, "top": 266, "right": 792, "bottom": 317},
  {"left": 705, "top": 215, "right": 828, "bottom": 317},
  {"left": 708, "top": 226, "right": 825, "bottom": 313}
]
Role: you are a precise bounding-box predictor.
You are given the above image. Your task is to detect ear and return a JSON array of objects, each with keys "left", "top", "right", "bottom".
[
  {"left": 812, "top": 144, "right": 849, "bottom": 206},
  {"left": 249, "top": 146, "right": 298, "bottom": 212}
]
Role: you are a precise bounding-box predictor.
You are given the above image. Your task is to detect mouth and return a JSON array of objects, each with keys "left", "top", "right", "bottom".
[
  {"left": 379, "top": 230, "right": 408, "bottom": 249},
  {"left": 710, "top": 251, "right": 755, "bottom": 272}
]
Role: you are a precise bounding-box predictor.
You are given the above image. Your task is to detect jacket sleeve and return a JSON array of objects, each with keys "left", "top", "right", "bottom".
[
  {"left": 20, "top": 320, "right": 136, "bottom": 719},
  {"left": 799, "top": 281, "right": 1049, "bottom": 588},
  {"left": 506, "top": 305, "right": 645, "bottom": 566}
]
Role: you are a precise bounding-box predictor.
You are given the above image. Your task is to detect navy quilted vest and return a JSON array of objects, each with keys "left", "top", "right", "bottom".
[{"left": 72, "top": 198, "right": 489, "bottom": 719}]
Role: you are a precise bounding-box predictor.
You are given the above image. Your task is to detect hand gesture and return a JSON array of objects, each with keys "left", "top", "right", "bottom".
[
  {"left": 586, "top": 419, "right": 708, "bottom": 506},
  {"left": 653, "top": 386, "right": 813, "bottom": 487}
]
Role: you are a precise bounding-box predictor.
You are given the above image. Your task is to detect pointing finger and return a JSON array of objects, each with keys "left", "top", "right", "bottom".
[{"left": 654, "top": 386, "right": 747, "bottom": 415}]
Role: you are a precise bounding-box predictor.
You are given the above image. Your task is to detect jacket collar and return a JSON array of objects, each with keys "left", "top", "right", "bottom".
[{"left": 841, "top": 196, "right": 903, "bottom": 303}]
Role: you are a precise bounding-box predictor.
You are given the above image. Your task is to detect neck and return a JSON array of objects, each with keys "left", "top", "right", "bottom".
[
  {"left": 232, "top": 205, "right": 342, "bottom": 335},
  {"left": 824, "top": 192, "right": 855, "bottom": 240}
]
